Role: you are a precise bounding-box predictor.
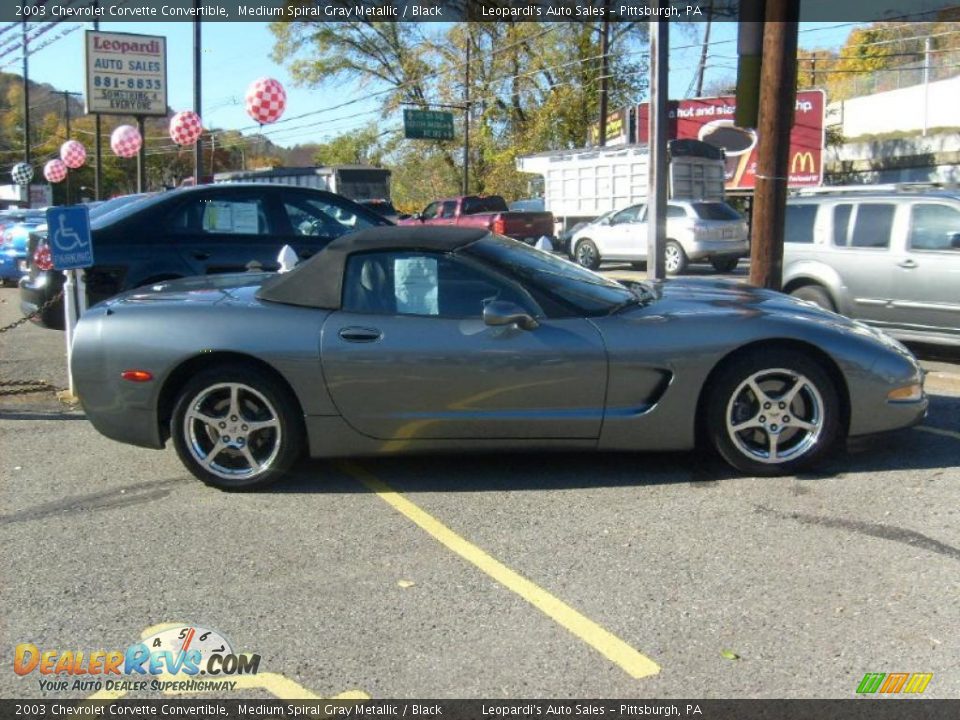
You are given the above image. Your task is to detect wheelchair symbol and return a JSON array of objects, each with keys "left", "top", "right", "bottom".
[{"left": 51, "top": 214, "right": 89, "bottom": 252}]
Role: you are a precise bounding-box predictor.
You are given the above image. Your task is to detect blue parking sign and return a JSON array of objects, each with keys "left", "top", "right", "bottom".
[{"left": 47, "top": 205, "right": 94, "bottom": 270}]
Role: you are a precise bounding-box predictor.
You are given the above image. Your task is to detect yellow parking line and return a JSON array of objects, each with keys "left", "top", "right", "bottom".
[
  {"left": 917, "top": 425, "right": 960, "bottom": 442},
  {"left": 339, "top": 461, "right": 661, "bottom": 680}
]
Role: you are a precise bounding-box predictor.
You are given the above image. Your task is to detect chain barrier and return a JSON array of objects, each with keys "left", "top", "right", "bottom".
[{"left": 0, "top": 289, "right": 65, "bottom": 397}]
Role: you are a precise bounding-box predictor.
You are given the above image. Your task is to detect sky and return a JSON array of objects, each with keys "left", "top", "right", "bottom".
[{"left": 8, "top": 20, "right": 860, "bottom": 149}]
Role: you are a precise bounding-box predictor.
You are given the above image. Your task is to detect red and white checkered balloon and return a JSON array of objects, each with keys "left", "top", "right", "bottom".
[
  {"left": 111, "top": 124, "right": 142, "bottom": 158},
  {"left": 169, "top": 110, "right": 203, "bottom": 146},
  {"left": 245, "top": 77, "right": 286, "bottom": 125},
  {"left": 60, "top": 140, "right": 87, "bottom": 169},
  {"left": 44, "top": 159, "right": 68, "bottom": 184}
]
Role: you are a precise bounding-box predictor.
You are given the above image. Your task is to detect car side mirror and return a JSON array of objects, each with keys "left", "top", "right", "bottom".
[
  {"left": 950, "top": 232, "right": 960, "bottom": 249},
  {"left": 483, "top": 300, "right": 539, "bottom": 330}
]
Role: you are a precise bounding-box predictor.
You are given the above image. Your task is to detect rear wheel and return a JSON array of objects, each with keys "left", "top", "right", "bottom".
[
  {"left": 171, "top": 365, "right": 305, "bottom": 490},
  {"left": 706, "top": 349, "right": 841, "bottom": 476},
  {"left": 574, "top": 239, "right": 600, "bottom": 270},
  {"left": 711, "top": 257, "right": 739, "bottom": 273},
  {"left": 790, "top": 285, "right": 836, "bottom": 313},
  {"left": 664, "top": 240, "right": 687, "bottom": 275}
]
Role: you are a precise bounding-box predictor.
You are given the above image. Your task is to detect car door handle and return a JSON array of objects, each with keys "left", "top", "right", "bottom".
[
  {"left": 192, "top": 251, "right": 211, "bottom": 260},
  {"left": 897, "top": 259, "right": 918, "bottom": 269},
  {"left": 339, "top": 327, "right": 382, "bottom": 343}
]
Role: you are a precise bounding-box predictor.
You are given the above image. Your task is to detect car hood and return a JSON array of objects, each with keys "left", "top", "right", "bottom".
[{"left": 106, "top": 272, "right": 272, "bottom": 307}]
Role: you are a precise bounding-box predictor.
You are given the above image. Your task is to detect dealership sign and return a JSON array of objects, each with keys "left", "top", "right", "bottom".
[
  {"left": 637, "top": 90, "right": 825, "bottom": 190},
  {"left": 85, "top": 31, "right": 168, "bottom": 116}
]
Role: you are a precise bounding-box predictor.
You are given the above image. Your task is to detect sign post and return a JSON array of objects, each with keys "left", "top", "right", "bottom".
[{"left": 46, "top": 206, "right": 94, "bottom": 398}]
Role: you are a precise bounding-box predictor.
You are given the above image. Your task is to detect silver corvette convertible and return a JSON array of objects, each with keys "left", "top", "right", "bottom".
[{"left": 72, "top": 227, "right": 927, "bottom": 490}]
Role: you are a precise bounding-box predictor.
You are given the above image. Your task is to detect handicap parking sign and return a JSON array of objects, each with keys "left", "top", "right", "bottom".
[{"left": 46, "top": 205, "right": 94, "bottom": 270}]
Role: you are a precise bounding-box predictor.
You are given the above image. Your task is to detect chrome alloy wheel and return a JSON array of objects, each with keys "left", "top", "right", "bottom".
[
  {"left": 576, "top": 242, "right": 597, "bottom": 268},
  {"left": 182, "top": 382, "right": 282, "bottom": 481},
  {"left": 664, "top": 244, "right": 683, "bottom": 274},
  {"left": 724, "top": 368, "right": 825, "bottom": 465}
]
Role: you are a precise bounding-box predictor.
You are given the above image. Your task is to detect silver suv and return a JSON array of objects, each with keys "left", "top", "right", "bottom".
[
  {"left": 570, "top": 200, "right": 749, "bottom": 274},
  {"left": 783, "top": 188, "right": 960, "bottom": 347}
]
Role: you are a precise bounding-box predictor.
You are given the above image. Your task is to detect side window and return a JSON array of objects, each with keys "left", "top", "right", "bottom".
[
  {"left": 421, "top": 202, "right": 441, "bottom": 220},
  {"left": 342, "top": 252, "right": 536, "bottom": 318},
  {"left": 832, "top": 204, "right": 853, "bottom": 247},
  {"left": 167, "top": 196, "right": 269, "bottom": 235},
  {"left": 910, "top": 204, "right": 960, "bottom": 251},
  {"left": 611, "top": 205, "right": 642, "bottom": 224},
  {"left": 850, "top": 203, "right": 895, "bottom": 248},
  {"left": 785, "top": 204, "right": 817, "bottom": 244},
  {"left": 440, "top": 201, "right": 457, "bottom": 219},
  {"left": 282, "top": 196, "right": 367, "bottom": 238},
  {"left": 666, "top": 205, "right": 687, "bottom": 218}
]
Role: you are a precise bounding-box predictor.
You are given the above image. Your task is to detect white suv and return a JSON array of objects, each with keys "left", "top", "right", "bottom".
[{"left": 570, "top": 200, "right": 749, "bottom": 274}]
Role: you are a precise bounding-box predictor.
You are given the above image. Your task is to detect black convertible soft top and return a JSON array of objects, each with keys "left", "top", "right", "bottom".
[{"left": 256, "top": 226, "right": 489, "bottom": 309}]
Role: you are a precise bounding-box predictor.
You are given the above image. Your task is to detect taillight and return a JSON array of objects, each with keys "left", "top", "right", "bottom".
[
  {"left": 33, "top": 243, "right": 53, "bottom": 271},
  {"left": 492, "top": 217, "right": 506, "bottom": 235}
]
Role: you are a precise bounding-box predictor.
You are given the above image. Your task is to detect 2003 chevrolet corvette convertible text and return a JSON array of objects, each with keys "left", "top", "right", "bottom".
[{"left": 71, "top": 227, "right": 927, "bottom": 490}]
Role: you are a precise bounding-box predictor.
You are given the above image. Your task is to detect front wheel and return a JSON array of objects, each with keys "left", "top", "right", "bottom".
[
  {"left": 664, "top": 240, "right": 688, "bottom": 275},
  {"left": 574, "top": 239, "right": 600, "bottom": 270},
  {"left": 705, "top": 349, "right": 841, "bottom": 476},
  {"left": 711, "top": 257, "right": 739, "bottom": 273},
  {"left": 171, "top": 365, "right": 305, "bottom": 490}
]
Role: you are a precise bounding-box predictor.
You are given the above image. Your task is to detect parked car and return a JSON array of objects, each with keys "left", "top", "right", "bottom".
[
  {"left": 71, "top": 226, "right": 925, "bottom": 490},
  {"left": 783, "top": 188, "right": 960, "bottom": 347},
  {"left": 19, "top": 184, "right": 389, "bottom": 329},
  {"left": 0, "top": 210, "right": 46, "bottom": 286},
  {"left": 398, "top": 195, "right": 554, "bottom": 245},
  {"left": 570, "top": 200, "right": 749, "bottom": 274}
]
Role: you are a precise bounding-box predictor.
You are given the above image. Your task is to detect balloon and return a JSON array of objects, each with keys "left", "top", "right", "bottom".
[
  {"left": 60, "top": 139, "right": 87, "bottom": 169},
  {"left": 11, "top": 162, "right": 33, "bottom": 186},
  {"left": 110, "top": 124, "right": 142, "bottom": 158},
  {"left": 44, "top": 159, "right": 68, "bottom": 184},
  {"left": 245, "top": 77, "right": 286, "bottom": 124},
  {"left": 169, "top": 110, "right": 203, "bottom": 145}
]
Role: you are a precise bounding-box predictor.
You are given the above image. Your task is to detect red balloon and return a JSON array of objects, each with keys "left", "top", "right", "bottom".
[
  {"left": 60, "top": 140, "right": 87, "bottom": 169},
  {"left": 44, "top": 159, "right": 68, "bottom": 183},
  {"left": 245, "top": 77, "right": 286, "bottom": 124},
  {"left": 169, "top": 110, "right": 204, "bottom": 145},
  {"left": 111, "top": 125, "right": 142, "bottom": 158}
]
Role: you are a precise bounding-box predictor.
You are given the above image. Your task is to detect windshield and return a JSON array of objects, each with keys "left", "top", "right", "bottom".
[
  {"left": 465, "top": 234, "right": 639, "bottom": 314},
  {"left": 90, "top": 194, "right": 154, "bottom": 220},
  {"left": 691, "top": 202, "right": 742, "bottom": 221}
]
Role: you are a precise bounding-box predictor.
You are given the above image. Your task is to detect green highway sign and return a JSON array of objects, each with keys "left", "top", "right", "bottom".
[{"left": 403, "top": 109, "right": 456, "bottom": 140}]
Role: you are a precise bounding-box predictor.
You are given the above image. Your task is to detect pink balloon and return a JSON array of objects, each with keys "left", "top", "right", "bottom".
[
  {"left": 44, "top": 159, "right": 68, "bottom": 184},
  {"left": 245, "top": 77, "right": 286, "bottom": 124},
  {"left": 111, "top": 124, "right": 142, "bottom": 158},
  {"left": 60, "top": 140, "right": 87, "bottom": 169},
  {"left": 169, "top": 110, "right": 203, "bottom": 146}
]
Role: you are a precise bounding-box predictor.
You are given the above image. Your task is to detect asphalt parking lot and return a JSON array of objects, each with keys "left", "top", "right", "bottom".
[{"left": 1, "top": 281, "right": 958, "bottom": 700}]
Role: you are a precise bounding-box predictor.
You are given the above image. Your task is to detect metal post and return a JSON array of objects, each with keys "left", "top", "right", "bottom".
[
  {"left": 63, "top": 270, "right": 77, "bottom": 396},
  {"left": 646, "top": 13, "right": 669, "bottom": 282},
  {"left": 462, "top": 38, "right": 470, "bottom": 195},
  {"left": 193, "top": 11, "right": 202, "bottom": 184},
  {"left": 749, "top": 2, "right": 800, "bottom": 290},
  {"left": 94, "top": 12, "right": 102, "bottom": 201},
  {"left": 63, "top": 91, "right": 71, "bottom": 204},
  {"left": 695, "top": 0, "right": 714, "bottom": 97},
  {"left": 22, "top": 21, "right": 30, "bottom": 166},
  {"left": 598, "top": 11, "right": 610, "bottom": 145},
  {"left": 136, "top": 116, "right": 146, "bottom": 192},
  {"left": 922, "top": 36, "right": 931, "bottom": 137}
]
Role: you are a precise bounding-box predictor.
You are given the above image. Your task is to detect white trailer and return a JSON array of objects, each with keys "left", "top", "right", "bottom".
[
  {"left": 214, "top": 165, "right": 392, "bottom": 203},
  {"left": 517, "top": 142, "right": 725, "bottom": 232}
]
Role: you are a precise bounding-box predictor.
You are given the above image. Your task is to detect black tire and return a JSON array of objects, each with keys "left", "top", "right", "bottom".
[
  {"left": 664, "top": 240, "right": 688, "bottom": 275},
  {"left": 705, "top": 348, "right": 841, "bottom": 476},
  {"left": 171, "top": 364, "right": 305, "bottom": 491},
  {"left": 574, "top": 239, "right": 600, "bottom": 270},
  {"left": 790, "top": 285, "right": 836, "bottom": 313},
  {"left": 711, "top": 257, "right": 739, "bottom": 273}
]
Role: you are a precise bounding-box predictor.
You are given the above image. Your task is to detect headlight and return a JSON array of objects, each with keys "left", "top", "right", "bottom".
[{"left": 888, "top": 383, "right": 923, "bottom": 402}]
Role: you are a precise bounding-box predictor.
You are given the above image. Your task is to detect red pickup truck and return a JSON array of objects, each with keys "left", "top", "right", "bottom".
[{"left": 398, "top": 195, "right": 554, "bottom": 243}]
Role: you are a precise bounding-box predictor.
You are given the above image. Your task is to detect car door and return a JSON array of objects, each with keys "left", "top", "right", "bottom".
[
  {"left": 827, "top": 201, "right": 898, "bottom": 323},
  {"left": 166, "top": 187, "right": 281, "bottom": 274},
  {"left": 886, "top": 201, "right": 960, "bottom": 339},
  {"left": 600, "top": 204, "right": 645, "bottom": 259},
  {"left": 320, "top": 249, "right": 607, "bottom": 440}
]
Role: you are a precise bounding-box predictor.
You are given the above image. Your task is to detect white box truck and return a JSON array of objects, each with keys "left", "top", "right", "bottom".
[{"left": 214, "top": 165, "right": 392, "bottom": 204}]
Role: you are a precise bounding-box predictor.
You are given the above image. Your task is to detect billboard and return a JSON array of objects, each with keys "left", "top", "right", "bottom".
[
  {"left": 587, "top": 107, "right": 633, "bottom": 147},
  {"left": 636, "top": 90, "right": 825, "bottom": 190},
  {"left": 85, "top": 31, "right": 168, "bottom": 116}
]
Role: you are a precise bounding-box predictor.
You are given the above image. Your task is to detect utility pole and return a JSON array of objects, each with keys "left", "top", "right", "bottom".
[
  {"left": 462, "top": 37, "right": 470, "bottom": 195},
  {"left": 646, "top": 12, "right": 669, "bottom": 282},
  {"left": 94, "top": 10, "right": 102, "bottom": 200},
  {"left": 63, "top": 91, "right": 72, "bottom": 204},
  {"left": 749, "top": 1, "right": 800, "bottom": 290},
  {"left": 136, "top": 116, "right": 146, "bottom": 193},
  {"left": 598, "top": 10, "right": 610, "bottom": 145},
  {"left": 695, "top": 0, "right": 714, "bottom": 97},
  {"left": 922, "top": 36, "right": 931, "bottom": 137},
  {"left": 193, "top": 8, "right": 202, "bottom": 184},
  {"left": 22, "top": 21, "right": 29, "bottom": 167}
]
